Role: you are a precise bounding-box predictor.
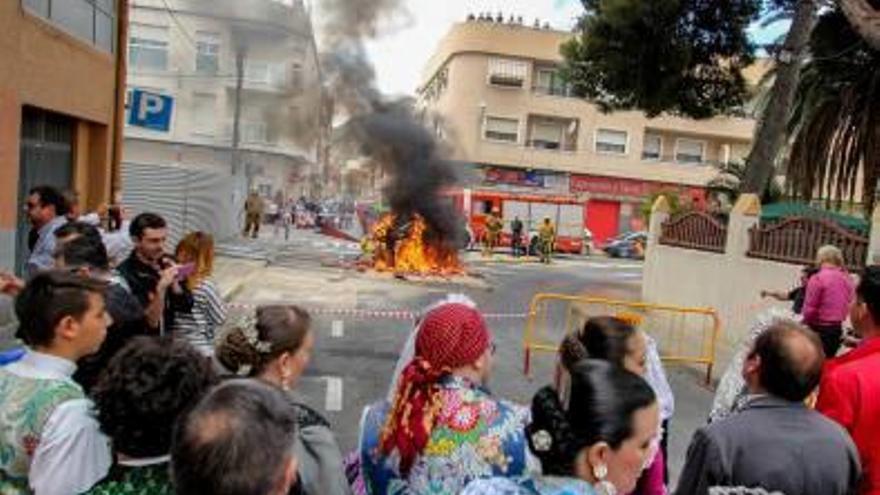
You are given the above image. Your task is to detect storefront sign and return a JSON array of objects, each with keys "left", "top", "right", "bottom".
[
  {"left": 485, "top": 167, "right": 544, "bottom": 187},
  {"left": 570, "top": 174, "right": 702, "bottom": 199}
]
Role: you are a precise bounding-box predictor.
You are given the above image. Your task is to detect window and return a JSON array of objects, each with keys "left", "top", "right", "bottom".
[
  {"left": 529, "top": 121, "right": 563, "bottom": 150},
  {"left": 243, "top": 61, "right": 288, "bottom": 87},
  {"left": 484, "top": 117, "right": 519, "bottom": 143},
  {"left": 23, "top": 0, "right": 116, "bottom": 53},
  {"left": 192, "top": 94, "right": 216, "bottom": 135},
  {"left": 243, "top": 122, "right": 268, "bottom": 144},
  {"left": 596, "top": 129, "right": 628, "bottom": 155},
  {"left": 534, "top": 68, "right": 569, "bottom": 96},
  {"left": 129, "top": 25, "right": 168, "bottom": 70},
  {"left": 488, "top": 58, "right": 528, "bottom": 88},
  {"left": 642, "top": 134, "right": 662, "bottom": 161},
  {"left": 196, "top": 32, "right": 220, "bottom": 74},
  {"left": 676, "top": 139, "right": 705, "bottom": 164}
]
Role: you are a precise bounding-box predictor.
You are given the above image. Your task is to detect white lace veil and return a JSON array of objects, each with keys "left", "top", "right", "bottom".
[
  {"left": 385, "top": 293, "right": 479, "bottom": 402},
  {"left": 708, "top": 307, "right": 800, "bottom": 423}
]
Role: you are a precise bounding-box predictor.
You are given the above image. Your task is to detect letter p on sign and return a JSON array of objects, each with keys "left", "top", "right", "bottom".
[{"left": 129, "top": 89, "right": 174, "bottom": 132}]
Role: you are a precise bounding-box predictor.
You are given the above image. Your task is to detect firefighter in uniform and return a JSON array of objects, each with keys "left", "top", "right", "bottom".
[
  {"left": 538, "top": 217, "right": 556, "bottom": 263},
  {"left": 243, "top": 190, "right": 264, "bottom": 239},
  {"left": 483, "top": 209, "right": 503, "bottom": 257}
]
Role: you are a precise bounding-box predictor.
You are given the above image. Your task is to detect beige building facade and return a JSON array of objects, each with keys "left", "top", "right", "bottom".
[
  {"left": 125, "top": 0, "right": 322, "bottom": 201},
  {"left": 0, "top": 0, "right": 128, "bottom": 273},
  {"left": 418, "top": 20, "right": 759, "bottom": 243}
]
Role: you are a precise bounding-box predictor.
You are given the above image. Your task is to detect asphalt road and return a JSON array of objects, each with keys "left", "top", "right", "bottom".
[{"left": 217, "top": 231, "right": 714, "bottom": 485}]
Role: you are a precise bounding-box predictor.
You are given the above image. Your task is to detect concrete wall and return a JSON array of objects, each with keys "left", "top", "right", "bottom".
[
  {"left": 0, "top": 1, "right": 123, "bottom": 270},
  {"left": 641, "top": 195, "right": 809, "bottom": 375}
]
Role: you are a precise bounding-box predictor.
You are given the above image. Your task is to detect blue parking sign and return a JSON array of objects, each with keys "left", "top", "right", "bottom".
[{"left": 128, "top": 89, "right": 174, "bottom": 132}]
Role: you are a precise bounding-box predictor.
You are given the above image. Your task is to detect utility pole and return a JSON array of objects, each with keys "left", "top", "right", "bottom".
[{"left": 231, "top": 45, "right": 246, "bottom": 184}]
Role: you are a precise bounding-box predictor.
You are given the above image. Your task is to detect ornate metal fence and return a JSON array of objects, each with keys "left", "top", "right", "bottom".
[
  {"left": 659, "top": 212, "right": 728, "bottom": 253},
  {"left": 748, "top": 217, "right": 868, "bottom": 271}
]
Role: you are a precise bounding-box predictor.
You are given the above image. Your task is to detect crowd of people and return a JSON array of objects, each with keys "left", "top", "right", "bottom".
[
  {"left": 1, "top": 184, "right": 880, "bottom": 495},
  {"left": 243, "top": 190, "right": 359, "bottom": 241}
]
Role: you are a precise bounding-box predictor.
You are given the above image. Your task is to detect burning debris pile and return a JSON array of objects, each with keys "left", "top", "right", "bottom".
[
  {"left": 370, "top": 213, "right": 463, "bottom": 276},
  {"left": 319, "top": 0, "right": 465, "bottom": 277}
]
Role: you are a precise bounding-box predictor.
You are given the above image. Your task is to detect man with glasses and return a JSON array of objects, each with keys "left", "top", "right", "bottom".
[{"left": 24, "top": 185, "right": 69, "bottom": 278}]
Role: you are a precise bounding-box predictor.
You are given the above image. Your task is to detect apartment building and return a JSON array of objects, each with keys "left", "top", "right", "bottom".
[
  {"left": 417, "top": 19, "right": 760, "bottom": 243},
  {"left": 0, "top": 0, "right": 128, "bottom": 272},
  {"left": 124, "top": 0, "right": 323, "bottom": 238}
]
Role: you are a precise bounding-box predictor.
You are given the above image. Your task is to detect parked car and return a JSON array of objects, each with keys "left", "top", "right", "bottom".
[{"left": 603, "top": 231, "right": 647, "bottom": 259}]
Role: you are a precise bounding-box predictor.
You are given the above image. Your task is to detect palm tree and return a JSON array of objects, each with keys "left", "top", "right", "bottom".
[{"left": 785, "top": 8, "right": 880, "bottom": 214}]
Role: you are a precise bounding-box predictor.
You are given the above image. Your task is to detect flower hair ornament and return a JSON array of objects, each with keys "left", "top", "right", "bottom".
[{"left": 236, "top": 313, "right": 273, "bottom": 354}]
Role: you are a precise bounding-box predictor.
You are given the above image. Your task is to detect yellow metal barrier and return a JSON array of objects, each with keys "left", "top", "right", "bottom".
[{"left": 522, "top": 293, "right": 721, "bottom": 385}]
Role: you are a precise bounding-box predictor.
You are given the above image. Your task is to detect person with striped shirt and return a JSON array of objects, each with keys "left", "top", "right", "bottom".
[{"left": 172, "top": 232, "right": 227, "bottom": 355}]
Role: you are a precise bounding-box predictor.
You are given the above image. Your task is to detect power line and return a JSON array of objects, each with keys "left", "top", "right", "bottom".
[{"left": 159, "top": 0, "right": 198, "bottom": 51}]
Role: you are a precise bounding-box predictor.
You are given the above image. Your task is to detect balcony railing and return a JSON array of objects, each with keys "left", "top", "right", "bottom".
[{"left": 532, "top": 85, "right": 574, "bottom": 97}]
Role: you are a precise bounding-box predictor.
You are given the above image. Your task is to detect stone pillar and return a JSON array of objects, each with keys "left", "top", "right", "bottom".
[
  {"left": 726, "top": 194, "right": 761, "bottom": 259},
  {"left": 642, "top": 195, "right": 671, "bottom": 302},
  {"left": 867, "top": 202, "right": 880, "bottom": 266}
]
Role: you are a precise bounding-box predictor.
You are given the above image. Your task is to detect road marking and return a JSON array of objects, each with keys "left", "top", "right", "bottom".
[
  {"left": 331, "top": 320, "right": 344, "bottom": 338},
  {"left": 325, "top": 377, "right": 344, "bottom": 412}
]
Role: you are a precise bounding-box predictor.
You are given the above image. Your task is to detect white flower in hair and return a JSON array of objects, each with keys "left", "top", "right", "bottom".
[
  {"left": 236, "top": 364, "right": 252, "bottom": 377},
  {"left": 237, "top": 314, "right": 273, "bottom": 354},
  {"left": 530, "top": 430, "right": 553, "bottom": 452}
]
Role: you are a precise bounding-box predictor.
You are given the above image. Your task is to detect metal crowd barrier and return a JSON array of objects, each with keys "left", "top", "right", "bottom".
[{"left": 522, "top": 293, "right": 721, "bottom": 385}]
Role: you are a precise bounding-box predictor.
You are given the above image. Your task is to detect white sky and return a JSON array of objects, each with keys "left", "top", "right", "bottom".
[
  {"left": 313, "top": 0, "right": 786, "bottom": 98},
  {"left": 314, "top": 0, "right": 583, "bottom": 97}
]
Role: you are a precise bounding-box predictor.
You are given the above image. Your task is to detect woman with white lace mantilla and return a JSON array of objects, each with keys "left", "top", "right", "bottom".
[{"left": 215, "top": 306, "right": 352, "bottom": 495}]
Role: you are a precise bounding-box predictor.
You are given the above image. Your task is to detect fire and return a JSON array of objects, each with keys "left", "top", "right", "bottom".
[{"left": 369, "top": 213, "right": 463, "bottom": 276}]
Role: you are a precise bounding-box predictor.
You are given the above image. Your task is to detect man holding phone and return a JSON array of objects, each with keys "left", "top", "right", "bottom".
[{"left": 116, "top": 213, "right": 193, "bottom": 334}]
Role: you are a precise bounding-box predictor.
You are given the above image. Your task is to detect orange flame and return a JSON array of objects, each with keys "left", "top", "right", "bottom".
[{"left": 370, "top": 213, "right": 463, "bottom": 276}]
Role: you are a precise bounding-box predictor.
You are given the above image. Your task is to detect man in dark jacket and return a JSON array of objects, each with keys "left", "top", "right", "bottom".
[
  {"left": 675, "top": 320, "right": 861, "bottom": 495},
  {"left": 116, "top": 213, "right": 192, "bottom": 334}
]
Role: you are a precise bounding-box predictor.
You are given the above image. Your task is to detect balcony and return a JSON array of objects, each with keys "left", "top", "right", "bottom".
[
  {"left": 175, "top": 0, "right": 312, "bottom": 40},
  {"left": 525, "top": 116, "right": 579, "bottom": 152},
  {"left": 224, "top": 60, "right": 303, "bottom": 95}
]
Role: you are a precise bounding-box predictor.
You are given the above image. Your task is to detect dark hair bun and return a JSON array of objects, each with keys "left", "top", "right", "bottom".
[
  {"left": 527, "top": 386, "right": 577, "bottom": 475},
  {"left": 216, "top": 327, "right": 263, "bottom": 375}
]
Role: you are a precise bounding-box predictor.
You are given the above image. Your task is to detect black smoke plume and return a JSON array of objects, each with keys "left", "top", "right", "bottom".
[{"left": 319, "top": 0, "right": 464, "bottom": 245}]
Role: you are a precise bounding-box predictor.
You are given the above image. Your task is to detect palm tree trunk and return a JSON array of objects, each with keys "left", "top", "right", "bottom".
[
  {"left": 840, "top": 0, "right": 880, "bottom": 51},
  {"left": 742, "top": 0, "right": 817, "bottom": 194}
]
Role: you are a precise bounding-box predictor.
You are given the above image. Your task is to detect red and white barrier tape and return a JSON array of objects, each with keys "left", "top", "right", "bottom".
[{"left": 227, "top": 302, "right": 528, "bottom": 320}]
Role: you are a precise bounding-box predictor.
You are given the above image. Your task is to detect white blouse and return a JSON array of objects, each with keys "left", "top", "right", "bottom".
[{"left": 4, "top": 350, "right": 112, "bottom": 495}]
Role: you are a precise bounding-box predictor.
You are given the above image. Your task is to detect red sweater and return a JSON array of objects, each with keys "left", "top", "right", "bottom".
[{"left": 817, "top": 337, "right": 880, "bottom": 494}]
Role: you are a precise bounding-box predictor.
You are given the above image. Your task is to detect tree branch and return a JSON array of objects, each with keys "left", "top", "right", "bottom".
[{"left": 839, "top": 0, "right": 880, "bottom": 51}]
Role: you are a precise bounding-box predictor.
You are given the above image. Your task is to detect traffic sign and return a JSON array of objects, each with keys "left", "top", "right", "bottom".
[{"left": 128, "top": 89, "right": 174, "bottom": 132}]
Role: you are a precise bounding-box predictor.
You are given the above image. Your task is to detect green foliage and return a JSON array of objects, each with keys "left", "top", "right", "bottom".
[
  {"left": 640, "top": 190, "right": 683, "bottom": 224},
  {"left": 707, "top": 160, "right": 784, "bottom": 207},
  {"left": 786, "top": 8, "right": 880, "bottom": 215},
  {"left": 561, "top": 0, "right": 763, "bottom": 119}
]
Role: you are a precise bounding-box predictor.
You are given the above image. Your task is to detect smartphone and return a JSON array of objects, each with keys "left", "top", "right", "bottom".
[{"left": 176, "top": 263, "right": 196, "bottom": 281}]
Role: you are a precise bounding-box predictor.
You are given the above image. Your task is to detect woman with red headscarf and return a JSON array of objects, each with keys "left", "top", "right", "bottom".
[{"left": 358, "top": 299, "right": 531, "bottom": 494}]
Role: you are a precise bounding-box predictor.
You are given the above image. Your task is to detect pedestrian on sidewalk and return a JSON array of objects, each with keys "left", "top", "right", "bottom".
[
  {"left": 675, "top": 321, "right": 860, "bottom": 495},
  {"left": 282, "top": 208, "right": 293, "bottom": 241},
  {"left": 216, "top": 305, "right": 351, "bottom": 495},
  {"left": 359, "top": 300, "right": 530, "bottom": 495},
  {"left": 85, "top": 337, "right": 217, "bottom": 494},
  {"left": 243, "top": 190, "right": 264, "bottom": 239},
  {"left": 817, "top": 265, "right": 880, "bottom": 495},
  {"left": 802, "top": 245, "right": 855, "bottom": 358},
  {"left": 173, "top": 232, "right": 227, "bottom": 356},
  {"left": 511, "top": 216, "right": 524, "bottom": 257}
]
